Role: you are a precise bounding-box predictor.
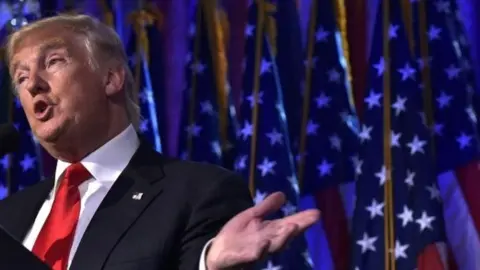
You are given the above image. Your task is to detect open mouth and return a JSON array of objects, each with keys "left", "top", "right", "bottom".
[{"left": 33, "top": 100, "right": 53, "bottom": 121}]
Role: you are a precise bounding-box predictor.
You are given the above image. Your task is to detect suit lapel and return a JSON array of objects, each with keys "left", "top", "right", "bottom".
[
  {"left": 0, "top": 179, "right": 53, "bottom": 241},
  {"left": 70, "top": 143, "right": 166, "bottom": 270}
]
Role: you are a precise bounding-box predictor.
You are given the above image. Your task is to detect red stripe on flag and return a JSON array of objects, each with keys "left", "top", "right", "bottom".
[
  {"left": 314, "top": 187, "right": 350, "bottom": 270},
  {"left": 454, "top": 161, "right": 480, "bottom": 237},
  {"left": 417, "top": 244, "right": 446, "bottom": 270},
  {"left": 447, "top": 246, "right": 458, "bottom": 270}
]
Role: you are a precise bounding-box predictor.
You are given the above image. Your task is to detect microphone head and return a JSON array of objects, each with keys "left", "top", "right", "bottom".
[{"left": 0, "top": 124, "right": 20, "bottom": 156}]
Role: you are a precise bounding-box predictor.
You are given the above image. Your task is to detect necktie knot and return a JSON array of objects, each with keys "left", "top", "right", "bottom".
[{"left": 63, "top": 163, "right": 91, "bottom": 188}]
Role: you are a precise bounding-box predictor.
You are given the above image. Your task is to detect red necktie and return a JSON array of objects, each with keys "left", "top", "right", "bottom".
[{"left": 32, "top": 163, "right": 91, "bottom": 270}]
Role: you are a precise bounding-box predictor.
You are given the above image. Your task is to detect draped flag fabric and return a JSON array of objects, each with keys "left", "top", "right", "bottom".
[
  {"left": 234, "top": 0, "right": 312, "bottom": 268},
  {"left": 126, "top": 4, "right": 165, "bottom": 153},
  {"left": 296, "top": 0, "right": 359, "bottom": 269},
  {"left": 413, "top": 1, "right": 480, "bottom": 268},
  {"left": 350, "top": 0, "right": 447, "bottom": 269},
  {"left": 178, "top": 0, "right": 230, "bottom": 165},
  {"left": 273, "top": 0, "right": 303, "bottom": 146}
]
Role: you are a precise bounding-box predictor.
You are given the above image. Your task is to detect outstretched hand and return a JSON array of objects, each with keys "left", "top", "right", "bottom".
[{"left": 205, "top": 192, "right": 320, "bottom": 270}]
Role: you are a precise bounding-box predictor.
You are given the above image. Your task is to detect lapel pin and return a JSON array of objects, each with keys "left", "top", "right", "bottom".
[{"left": 132, "top": 192, "right": 144, "bottom": 200}]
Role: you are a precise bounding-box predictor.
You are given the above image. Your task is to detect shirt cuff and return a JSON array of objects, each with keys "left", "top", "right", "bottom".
[{"left": 199, "top": 238, "right": 215, "bottom": 270}]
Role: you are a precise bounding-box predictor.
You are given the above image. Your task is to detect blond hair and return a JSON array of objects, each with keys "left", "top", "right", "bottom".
[{"left": 5, "top": 14, "right": 141, "bottom": 129}]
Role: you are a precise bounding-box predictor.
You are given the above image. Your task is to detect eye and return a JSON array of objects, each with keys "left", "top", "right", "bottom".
[
  {"left": 46, "top": 57, "right": 64, "bottom": 67},
  {"left": 16, "top": 76, "right": 26, "bottom": 85}
]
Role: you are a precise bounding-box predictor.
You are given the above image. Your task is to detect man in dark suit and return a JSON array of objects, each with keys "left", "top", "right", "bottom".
[{"left": 0, "top": 13, "right": 319, "bottom": 270}]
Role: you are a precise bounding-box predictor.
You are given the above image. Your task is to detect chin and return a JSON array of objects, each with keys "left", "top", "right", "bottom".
[{"left": 33, "top": 119, "right": 68, "bottom": 144}]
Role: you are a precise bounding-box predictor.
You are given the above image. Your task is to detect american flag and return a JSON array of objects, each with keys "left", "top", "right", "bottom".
[
  {"left": 234, "top": 0, "right": 312, "bottom": 268},
  {"left": 350, "top": 0, "right": 447, "bottom": 269},
  {"left": 295, "top": 0, "right": 359, "bottom": 269},
  {"left": 178, "top": 0, "right": 232, "bottom": 165},
  {"left": 126, "top": 4, "right": 165, "bottom": 153},
  {"left": 0, "top": 13, "right": 44, "bottom": 198},
  {"left": 415, "top": 1, "right": 480, "bottom": 268}
]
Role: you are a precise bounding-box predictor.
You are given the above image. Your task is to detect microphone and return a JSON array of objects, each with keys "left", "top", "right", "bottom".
[{"left": 0, "top": 124, "right": 20, "bottom": 157}]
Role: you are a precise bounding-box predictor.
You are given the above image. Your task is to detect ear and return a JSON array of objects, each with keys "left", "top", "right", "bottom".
[{"left": 104, "top": 64, "right": 126, "bottom": 96}]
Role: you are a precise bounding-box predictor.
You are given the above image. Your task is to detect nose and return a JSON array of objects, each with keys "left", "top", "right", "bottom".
[{"left": 25, "top": 72, "right": 49, "bottom": 96}]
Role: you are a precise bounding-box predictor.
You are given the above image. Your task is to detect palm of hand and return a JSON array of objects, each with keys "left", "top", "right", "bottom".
[{"left": 206, "top": 192, "right": 320, "bottom": 270}]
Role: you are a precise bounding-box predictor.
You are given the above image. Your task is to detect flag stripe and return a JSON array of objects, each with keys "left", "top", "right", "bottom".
[
  {"left": 314, "top": 188, "right": 350, "bottom": 270},
  {"left": 454, "top": 162, "right": 480, "bottom": 239}
]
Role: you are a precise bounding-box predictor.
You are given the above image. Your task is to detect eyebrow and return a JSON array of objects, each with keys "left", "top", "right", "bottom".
[{"left": 11, "top": 38, "right": 68, "bottom": 75}]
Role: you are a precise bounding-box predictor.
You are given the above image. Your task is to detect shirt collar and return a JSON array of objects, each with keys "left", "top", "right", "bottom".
[{"left": 54, "top": 124, "right": 140, "bottom": 192}]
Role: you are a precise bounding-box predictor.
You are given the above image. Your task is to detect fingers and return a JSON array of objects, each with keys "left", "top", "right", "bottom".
[
  {"left": 266, "top": 223, "right": 299, "bottom": 252},
  {"left": 250, "top": 192, "right": 286, "bottom": 218},
  {"left": 280, "top": 209, "right": 320, "bottom": 232}
]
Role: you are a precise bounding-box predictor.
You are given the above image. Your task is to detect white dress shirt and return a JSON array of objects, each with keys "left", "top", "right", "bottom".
[{"left": 22, "top": 125, "right": 212, "bottom": 269}]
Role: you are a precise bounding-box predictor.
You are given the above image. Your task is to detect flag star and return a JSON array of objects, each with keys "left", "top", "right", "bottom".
[
  {"left": 417, "top": 56, "right": 432, "bottom": 69},
  {"left": 391, "top": 130, "right": 401, "bottom": 147},
  {"left": 190, "top": 62, "right": 205, "bottom": 74},
  {"left": 235, "top": 155, "right": 248, "bottom": 171},
  {"left": 373, "top": 57, "right": 385, "bottom": 76},
  {"left": 254, "top": 190, "right": 267, "bottom": 205},
  {"left": 397, "top": 205, "right": 414, "bottom": 227},
  {"left": 426, "top": 184, "right": 441, "bottom": 201},
  {"left": 266, "top": 128, "right": 283, "bottom": 146},
  {"left": 139, "top": 90, "right": 153, "bottom": 104},
  {"left": 359, "top": 125, "right": 373, "bottom": 143},
  {"left": 15, "top": 97, "right": 22, "bottom": 108},
  {"left": 281, "top": 201, "right": 296, "bottom": 216},
  {"left": 466, "top": 106, "right": 477, "bottom": 124},
  {"left": 427, "top": 25, "right": 441, "bottom": 40},
  {"left": 303, "top": 251, "right": 314, "bottom": 267},
  {"left": 20, "top": 154, "right": 36, "bottom": 172},
  {"left": 416, "top": 211, "right": 435, "bottom": 232},
  {"left": 211, "top": 141, "right": 222, "bottom": 157},
  {"left": 139, "top": 119, "right": 149, "bottom": 133},
  {"left": 435, "top": 0, "right": 450, "bottom": 13},
  {"left": 246, "top": 91, "right": 264, "bottom": 107},
  {"left": 392, "top": 240, "right": 409, "bottom": 259},
  {"left": 404, "top": 170, "right": 415, "bottom": 188},
  {"left": 456, "top": 133, "right": 472, "bottom": 149},
  {"left": 397, "top": 63, "right": 416, "bottom": 81},
  {"left": 406, "top": 135, "right": 426, "bottom": 155},
  {"left": 239, "top": 121, "right": 253, "bottom": 140},
  {"left": 304, "top": 57, "right": 317, "bottom": 68},
  {"left": 185, "top": 52, "right": 192, "bottom": 64},
  {"left": 317, "top": 159, "right": 333, "bottom": 177},
  {"left": 389, "top": 24, "right": 399, "bottom": 39},
  {"left": 287, "top": 175, "right": 300, "bottom": 195},
  {"left": 392, "top": 95, "right": 407, "bottom": 116},
  {"left": 445, "top": 64, "right": 461, "bottom": 79},
  {"left": 433, "top": 122, "right": 444, "bottom": 136},
  {"left": 357, "top": 232, "right": 378, "bottom": 253},
  {"left": 0, "top": 155, "right": 10, "bottom": 170},
  {"left": 185, "top": 123, "right": 202, "bottom": 137},
  {"left": 328, "top": 69, "right": 340, "bottom": 82},
  {"left": 315, "top": 92, "right": 331, "bottom": 109},
  {"left": 257, "top": 158, "right": 276, "bottom": 177},
  {"left": 351, "top": 155, "right": 363, "bottom": 176},
  {"left": 188, "top": 23, "right": 196, "bottom": 37},
  {"left": 375, "top": 165, "right": 389, "bottom": 186},
  {"left": 436, "top": 91, "right": 452, "bottom": 109},
  {"left": 329, "top": 134, "right": 342, "bottom": 151},
  {"left": 260, "top": 59, "right": 272, "bottom": 74},
  {"left": 245, "top": 24, "right": 255, "bottom": 37},
  {"left": 0, "top": 185, "right": 7, "bottom": 200},
  {"left": 200, "top": 101, "right": 214, "bottom": 114},
  {"left": 315, "top": 26, "right": 329, "bottom": 42},
  {"left": 364, "top": 90, "right": 382, "bottom": 109},
  {"left": 306, "top": 120, "right": 319, "bottom": 135},
  {"left": 262, "top": 260, "right": 282, "bottom": 270},
  {"left": 366, "top": 199, "right": 384, "bottom": 219}
]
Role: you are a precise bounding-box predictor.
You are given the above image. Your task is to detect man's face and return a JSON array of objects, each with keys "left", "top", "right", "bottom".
[{"left": 11, "top": 27, "right": 106, "bottom": 145}]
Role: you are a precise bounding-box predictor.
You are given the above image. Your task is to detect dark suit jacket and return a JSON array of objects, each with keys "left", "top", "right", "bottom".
[{"left": 0, "top": 143, "right": 253, "bottom": 270}]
